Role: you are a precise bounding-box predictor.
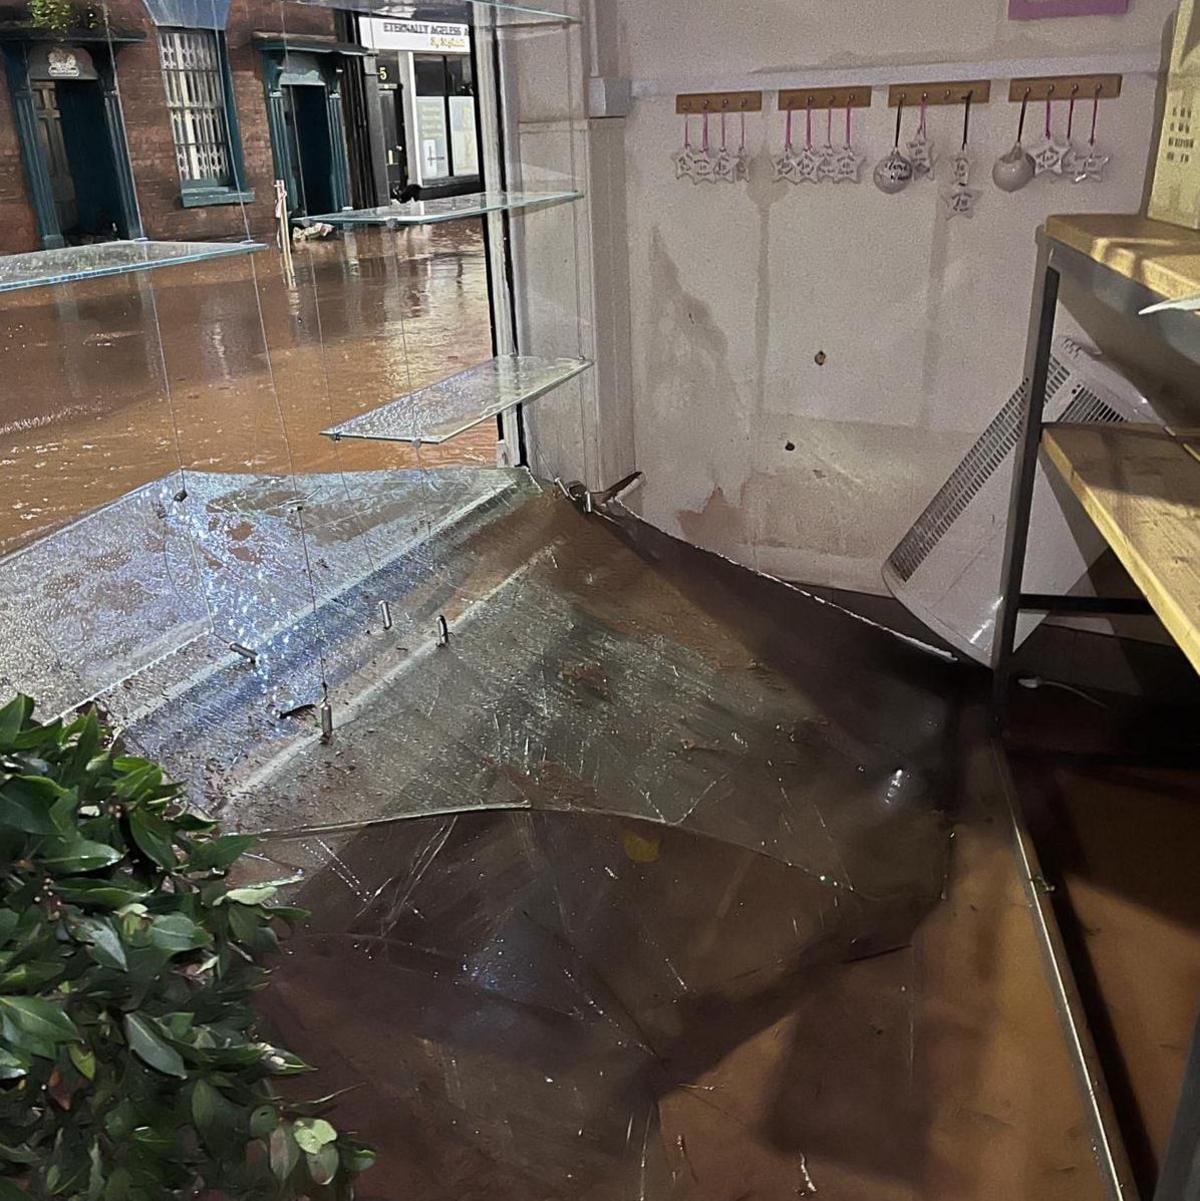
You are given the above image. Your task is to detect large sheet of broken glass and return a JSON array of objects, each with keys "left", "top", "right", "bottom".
[
  {"left": 322, "top": 356, "right": 592, "bottom": 444},
  {"left": 0, "top": 467, "right": 1119, "bottom": 1198},
  {"left": 299, "top": 191, "right": 583, "bottom": 228},
  {"left": 0, "top": 240, "right": 264, "bottom": 294}
]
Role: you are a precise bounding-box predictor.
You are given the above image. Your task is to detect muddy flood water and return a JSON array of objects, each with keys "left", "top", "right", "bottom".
[{"left": 0, "top": 223, "right": 495, "bottom": 555}]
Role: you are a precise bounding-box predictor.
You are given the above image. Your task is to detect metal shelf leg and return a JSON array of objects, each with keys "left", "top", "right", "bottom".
[{"left": 992, "top": 246, "right": 1061, "bottom": 711}]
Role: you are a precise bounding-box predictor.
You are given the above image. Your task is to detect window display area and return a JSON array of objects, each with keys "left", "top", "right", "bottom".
[{"left": 1, "top": 0, "right": 1197, "bottom": 1199}]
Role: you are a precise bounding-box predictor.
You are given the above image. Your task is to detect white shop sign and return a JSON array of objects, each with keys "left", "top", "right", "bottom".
[{"left": 363, "top": 18, "right": 469, "bottom": 54}]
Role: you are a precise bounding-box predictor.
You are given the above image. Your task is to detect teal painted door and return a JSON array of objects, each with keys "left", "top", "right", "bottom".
[{"left": 282, "top": 84, "right": 334, "bottom": 216}]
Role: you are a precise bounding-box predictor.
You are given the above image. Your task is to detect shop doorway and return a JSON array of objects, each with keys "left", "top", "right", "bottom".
[
  {"left": 6, "top": 41, "right": 139, "bottom": 248},
  {"left": 33, "top": 80, "right": 126, "bottom": 242},
  {"left": 282, "top": 83, "right": 336, "bottom": 217}
]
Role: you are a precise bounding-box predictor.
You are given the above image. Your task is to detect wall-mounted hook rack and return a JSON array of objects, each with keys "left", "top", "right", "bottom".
[
  {"left": 887, "top": 80, "right": 991, "bottom": 107},
  {"left": 1007, "top": 73, "right": 1122, "bottom": 102},
  {"left": 675, "top": 91, "right": 762, "bottom": 114},
  {"left": 778, "top": 87, "right": 872, "bottom": 111}
]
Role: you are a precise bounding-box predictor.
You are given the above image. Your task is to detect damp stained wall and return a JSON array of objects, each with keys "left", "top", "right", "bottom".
[{"left": 611, "top": 0, "right": 1176, "bottom": 594}]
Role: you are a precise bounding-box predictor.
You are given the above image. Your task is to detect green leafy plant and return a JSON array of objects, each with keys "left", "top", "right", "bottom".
[
  {"left": 0, "top": 695, "right": 374, "bottom": 1200},
  {"left": 26, "top": 0, "right": 73, "bottom": 34}
]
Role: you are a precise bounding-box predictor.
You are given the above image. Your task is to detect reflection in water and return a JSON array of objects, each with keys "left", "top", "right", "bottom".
[{"left": 0, "top": 224, "right": 495, "bottom": 554}]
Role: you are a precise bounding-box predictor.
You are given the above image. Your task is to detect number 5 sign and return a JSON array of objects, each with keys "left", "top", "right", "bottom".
[{"left": 1009, "top": 0, "right": 1129, "bottom": 15}]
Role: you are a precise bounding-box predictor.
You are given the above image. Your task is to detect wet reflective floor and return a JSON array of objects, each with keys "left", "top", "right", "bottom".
[{"left": 0, "top": 224, "right": 495, "bottom": 555}]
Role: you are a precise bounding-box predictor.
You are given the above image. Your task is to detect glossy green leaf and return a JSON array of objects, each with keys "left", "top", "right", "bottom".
[
  {"left": 0, "top": 911, "right": 17, "bottom": 948},
  {"left": 40, "top": 837, "right": 122, "bottom": 874},
  {"left": 292, "top": 1118, "right": 337, "bottom": 1155},
  {"left": 218, "top": 885, "right": 279, "bottom": 906},
  {"left": 128, "top": 810, "right": 175, "bottom": 870},
  {"left": 340, "top": 1141, "right": 377, "bottom": 1174},
  {"left": 0, "top": 995, "right": 77, "bottom": 1043},
  {"left": 191, "top": 1079, "right": 219, "bottom": 1130},
  {"left": 0, "top": 775, "right": 66, "bottom": 834},
  {"left": 249, "top": 1105, "right": 278, "bottom": 1139},
  {"left": 189, "top": 834, "right": 256, "bottom": 872},
  {"left": 72, "top": 916, "right": 127, "bottom": 971},
  {"left": 123, "top": 1014, "right": 185, "bottom": 1079},
  {"left": 0, "top": 694, "right": 33, "bottom": 750},
  {"left": 269, "top": 1126, "right": 300, "bottom": 1183},
  {"left": 147, "top": 913, "right": 209, "bottom": 954},
  {"left": 55, "top": 879, "right": 148, "bottom": 909},
  {"left": 307, "top": 1143, "right": 339, "bottom": 1187},
  {"left": 68, "top": 1043, "right": 96, "bottom": 1080}
]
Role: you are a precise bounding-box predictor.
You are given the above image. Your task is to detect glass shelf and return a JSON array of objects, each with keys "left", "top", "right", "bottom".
[
  {"left": 322, "top": 355, "right": 592, "bottom": 444},
  {"left": 295, "top": 0, "right": 578, "bottom": 26},
  {"left": 300, "top": 190, "right": 582, "bottom": 229},
  {"left": 0, "top": 240, "right": 265, "bottom": 295}
]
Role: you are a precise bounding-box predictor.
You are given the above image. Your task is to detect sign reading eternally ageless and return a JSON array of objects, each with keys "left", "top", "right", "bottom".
[{"left": 362, "top": 18, "right": 470, "bottom": 54}]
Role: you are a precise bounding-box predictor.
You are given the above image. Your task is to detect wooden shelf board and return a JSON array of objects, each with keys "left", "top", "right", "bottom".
[
  {"left": 1042, "top": 423, "right": 1200, "bottom": 675},
  {"left": 1045, "top": 213, "right": 1200, "bottom": 305}
]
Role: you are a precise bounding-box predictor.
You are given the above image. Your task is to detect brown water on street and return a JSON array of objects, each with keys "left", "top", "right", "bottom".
[{"left": 0, "top": 223, "right": 495, "bottom": 555}]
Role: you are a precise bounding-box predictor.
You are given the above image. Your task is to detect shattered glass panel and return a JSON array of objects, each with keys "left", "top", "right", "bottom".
[
  {"left": 0, "top": 240, "right": 265, "bottom": 293},
  {"left": 299, "top": 191, "right": 582, "bottom": 228},
  {"left": 322, "top": 356, "right": 592, "bottom": 444},
  {"left": 0, "top": 466, "right": 1117, "bottom": 1198}
]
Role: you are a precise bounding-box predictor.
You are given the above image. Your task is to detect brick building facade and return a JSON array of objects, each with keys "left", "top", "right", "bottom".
[{"left": 0, "top": 0, "right": 366, "bottom": 253}]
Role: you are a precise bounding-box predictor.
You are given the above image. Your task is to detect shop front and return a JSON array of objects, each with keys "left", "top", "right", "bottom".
[
  {"left": 257, "top": 37, "right": 363, "bottom": 219},
  {"left": 1, "top": 33, "right": 142, "bottom": 248},
  {"left": 358, "top": 16, "right": 479, "bottom": 199}
]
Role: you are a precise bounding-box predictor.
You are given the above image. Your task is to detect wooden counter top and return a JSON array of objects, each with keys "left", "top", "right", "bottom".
[
  {"left": 1042, "top": 423, "right": 1200, "bottom": 675},
  {"left": 1045, "top": 214, "right": 1200, "bottom": 304}
]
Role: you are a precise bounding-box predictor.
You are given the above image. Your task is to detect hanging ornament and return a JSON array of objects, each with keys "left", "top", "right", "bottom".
[
  {"left": 794, "top": 101, "right": 824, "bottom": 183},
  {"left": 1030, "top": 96, "right": 1070, "bottom": 178},
  {"left": 1060, "top": 89, "right": 1085, "bottom": 178},
  {"left": 1071, "top": 86, "right": 1110, "bottom": 183},
  {"left": 773, "top": 108, "right": 803, "bottom": 183},
  {"left": 942, "top": 91, "right": 980, "bottom": 218},
  {"left": 874, "top": 97, "right": 915, "bottom": 194},
  {"left": 711, "top": 109, "right": 749, "bottom": 183},
  {"left": 673, "top": 113, "right": 700, "bottom": 180},
  {"left": 907, "top": 96, "right": 936, "bottom": 178},
  {"left": 818, "top": 102, "right": 839, "bottom": 181},
  {"left": 993, "top": 90, "right": 1036, "bottom": 193},
  {"left": 692, "top": 112, "right": 717, "bottom": 184},
  {"left": 830, "top": 100, "right": 865, "bottom": 184}
]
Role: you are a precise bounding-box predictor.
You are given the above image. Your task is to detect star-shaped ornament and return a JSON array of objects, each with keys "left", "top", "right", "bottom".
[
  {"left": 1030, "top": 136, "right": 1070, "bottom": 177},
  {"left": 1072, "top": 146, "right": 1109, "bottom": 183},
  {"left": 773, "top": 145, "right": 801, "bottom": 183},
  {"left": 907, "top": 129, "right": 936, "bottom": 178},
  {"left": 689, "top": 150, "right": 716, "bottom": 185},
  {"left": 817, "top": 142, "right": 840, "bottom": 181},
  {"left": 794, "top": 144, "right": 824, "bottom": 184},
  {"left": 673, "top": 147, "right": 696, "bottom": 180},
  {"left": 830, "top": 143, "right": 865, "bottom": 184},
  {"left": 943, "top": 183, "right": 980, "bottom": 218}
]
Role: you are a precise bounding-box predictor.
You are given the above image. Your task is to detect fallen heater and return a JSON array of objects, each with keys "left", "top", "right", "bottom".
[{"left": 883, "top": 337, "right": 1162, "bottom": 664}]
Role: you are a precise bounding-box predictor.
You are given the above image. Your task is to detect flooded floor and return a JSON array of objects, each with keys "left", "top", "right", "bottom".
[{"left": 0, "top": 224, "right": 495, "bottom": 555}]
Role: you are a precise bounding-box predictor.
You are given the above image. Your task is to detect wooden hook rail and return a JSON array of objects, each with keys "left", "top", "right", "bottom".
[
  {"left": 887, "top": 80, "right": 991, "bottom": 107},
  {"left": 1008, "top": 73, "right": 1122, "bottom": 101},
  {"left": 778, "top": 86, "right": 872, "bottom": 110},
  {"left": 675, "top": 91, "right": 762, "bottom": 114}
]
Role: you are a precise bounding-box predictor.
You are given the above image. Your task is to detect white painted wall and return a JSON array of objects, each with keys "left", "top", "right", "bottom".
[{"left": 610, "top": 0, "right": 1176, "bottom": 592}]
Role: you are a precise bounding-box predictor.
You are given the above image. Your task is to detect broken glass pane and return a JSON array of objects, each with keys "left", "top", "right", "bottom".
[
  {"left": 300, "top": 191, "right": 583, "bottom": 228},
  {"left": 0, "top": 240, "right": 265, "bottom": 294},
  {"left": 322, "top": 356, "right": 592, "bottom": 444}
]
